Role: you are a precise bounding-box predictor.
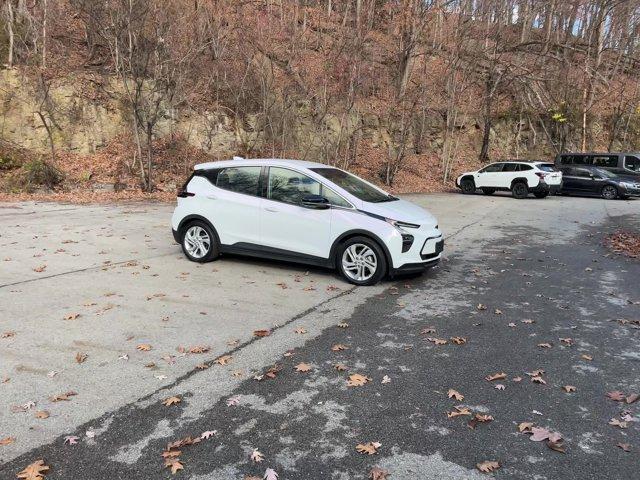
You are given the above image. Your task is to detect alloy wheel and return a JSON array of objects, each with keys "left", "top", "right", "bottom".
[
  {"left": 602, "top": 185, "right": 617, "bottom": 200},
  {"left": 184, "top": 225, "right": 211, "bottom": 259},
  {"left": 341, "top": 244, "right": 378, "bottom": 282}
]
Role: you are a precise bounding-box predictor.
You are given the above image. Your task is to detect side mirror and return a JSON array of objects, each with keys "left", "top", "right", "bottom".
[{"left": 301, "top": 194, "right": 330, "bottom": 209}]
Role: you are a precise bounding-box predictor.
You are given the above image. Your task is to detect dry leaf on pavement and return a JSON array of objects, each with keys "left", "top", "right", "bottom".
[
  {"left": 331, "top": 343, "right": 349, "bottom": 351},
  {"left": 295, "top": 363, "right": 312, "bottom": 373},
  {"left": 162, "top": 396, "right": 182, "bottom": 407},
  {"left": 485, "top": 372, "right": 507, "bottom": 382},
  {"left": 369, "top": 467, "right": 390, "bottom": 480},
  {"left": 356, "top": 442, "right": 381, "bottom": 455},
  {"left": 447, "top": 389, "right": 464, "bottom": 401},
  {"left": 136, "top": 344, "right": 152, "bottom": 351},
  {"left": 17, "top": 459, "right": 50, "bottom": 480},
  {"left": 447, "top": 406, "right": 472, "bottom": 418},
  {"left": 34, "top": 411, "right": 49, "bottom": 419},
  {"left": 250, "top": 449, "right": 265, "bottom": 462},
  {"left": 50, "top": 391, "right": 77, "bottom": 402},
  {"left": 75, "top": 352, "right": 87, "bottom": 364},
  {"left": 215, "top": 355, "right": 232, "bottom": 365},
  {"left": 264, "top": 468, "right": 279, "bottom": 480},
  {"left": 347, "top": 374, "right": 371, "bottom": 387},
  {"left": 476, "top": 461, "right": 500, "bottom": 473},
  {"left": 562, "top": 385, "right": 576, "bottom": 393},
  {"left": 164, "top": 458, "right": 184, "bottom": 475},
  {"left": 0, "top": 436, "right": 15, "bottom": 446},
  {"left": 253, "top": 329, "right": 271, "bottom": 337}
]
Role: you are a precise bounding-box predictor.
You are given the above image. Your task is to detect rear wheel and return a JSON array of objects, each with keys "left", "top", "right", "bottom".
[
  {"left": 481, "top": 188, "right": 495, "bottom": 195},
  {"left": 601, "top": 185, "right": 618, "bottom": 200},
  {"left": 181, "top": 220, "right": 219, "bottom": 263},
  {"left": 460, "top": 178, "right": 476, "bottom": 194},
  {"left": 337, "top": 236, "right": 387, "bottom": 286},
  {"left": 511, "top": 182, "right": 529, "bottom": 199}
]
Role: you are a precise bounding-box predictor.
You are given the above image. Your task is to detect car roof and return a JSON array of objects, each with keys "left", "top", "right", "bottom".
[
  {"left": 194, "top": 158, "right": 330, "bottom": 170},
  {"left": 493, "top": 160, "right": 549, "bottom": 165}
]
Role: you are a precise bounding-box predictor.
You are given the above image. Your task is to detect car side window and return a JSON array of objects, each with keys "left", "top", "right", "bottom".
[
  {"left": 574, "top": 168, "right": 593, "bottom": 179},
  {"left": 321, "top": 186, "right": 352, "bottom": 208},
  {"left": 268, "top": 167, "right": 321, "bottom": 205},
  {"left": 624, "top": 155, "right": 640, "bottom": 172},
  {"left": 216, "top": 167, "right": 262, "bottom": 196},
  {"left": 519, "top": 164, "right": 533, "bottom": 171},
  {"left": 573, "top": 155, "right": 592, "bottom": 165},
  {"left": 592, "top": 155, "right": 618, "bottom": 168},
  {"left": 501, "top": 163, "right": 518, "bottom": 172},
  {"left": 480, "top": 164, "right": 504, "bottom": 173}
]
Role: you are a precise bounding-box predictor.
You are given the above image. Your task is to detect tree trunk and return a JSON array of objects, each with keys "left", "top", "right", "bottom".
[
  {"left": 146, "top": 123, "right": 153, "bottom": 192},
  {"left": 6, "top": 1, "right": 14, "bottom": 68},
  {"left": 42, "top": 0, "right": 47, "bottom": 69}
]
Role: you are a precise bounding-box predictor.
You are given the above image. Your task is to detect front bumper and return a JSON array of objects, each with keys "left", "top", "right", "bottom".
[
  {"left": 172, "top": 228, "right": 180, "bottom": 243},
  {"left": 390, "top": 233, "right": 443, "bottom": 276},
  {"left": 620, "top": 184, "right": 640, "bottom": 196}
]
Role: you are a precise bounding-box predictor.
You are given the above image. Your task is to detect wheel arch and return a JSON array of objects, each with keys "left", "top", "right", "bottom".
[
  {"left": 510, "top": 177, "right": 530, "bottom": 188},
  {"left": 329, "top": 230, "right": 393, "bottom": 271},
  {"left": 459, "top": 175, "right": 475, "bottom": 187},
  {"left": 177, "top": 215, "right": 221, "bottom": 245}
]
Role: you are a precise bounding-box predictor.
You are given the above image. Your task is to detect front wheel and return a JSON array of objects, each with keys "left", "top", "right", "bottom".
[
  {"left": 601, "top": 185, "right": 618, "bottom": 200},
  {"left": 460, "top": 178, "right": 476, "bottom": 194},
  {"left": 181, "top": 220, "right": 220, "bottom": 263},
  {"left": 511, "top": 182, "right": 529, "bottom": 199},
  {"left": 337, "top": 236, "right": 387, "bottom": 286}
]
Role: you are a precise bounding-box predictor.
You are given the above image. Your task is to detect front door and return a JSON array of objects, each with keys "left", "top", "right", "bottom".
[
  {"left": 475, "top": 163, "right": 505, "bottom": 188},
  {"left": 260, "top": 167, "right": 332, "bottom": 259}
]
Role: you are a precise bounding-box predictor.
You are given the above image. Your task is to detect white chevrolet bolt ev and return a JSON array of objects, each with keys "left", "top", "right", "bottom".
[{"left": 171, "top": 158, "right": 443, "bottom": 286}]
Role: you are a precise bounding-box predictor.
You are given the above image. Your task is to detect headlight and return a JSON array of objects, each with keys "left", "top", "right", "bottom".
[{"left": 385, "top": 218, "right": 420, "bottom": 232}]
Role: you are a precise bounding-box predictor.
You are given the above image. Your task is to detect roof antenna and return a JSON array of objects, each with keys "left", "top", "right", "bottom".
[{"left": 233, "top": 155, "right": 244, "bottom": 161}]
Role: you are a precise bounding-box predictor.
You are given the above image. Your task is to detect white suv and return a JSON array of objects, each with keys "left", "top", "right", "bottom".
[
  {"left": 456, "top": 161, "right": 563, "bottom": 199},
  {"left": 171, "top": 159, "right": 443, "bottom": 286}
]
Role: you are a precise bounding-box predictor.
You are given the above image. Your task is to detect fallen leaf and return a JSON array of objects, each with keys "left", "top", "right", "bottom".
[
  {"left": 136, "top": 344, "right": 152, "bottom": 351},
  {"left": 495, "top": 384, "right": 506, "bottom": 390},
  {"left": 253, "top": 329, "right": 271, "bottom": 337},
  {"left": 356, "top": 442, "right": 381, "bottom": 455},
  {"left": 17, "top": 459, "right": 50, "bottom": 479},
  {"left": 626, "top": 393, "right": 639, "bottom": 404},
  {"left": 494, "top": 309, "right": 503, "bottom": 315},
  {"left": 427, "top": 337, "right": 448, "bottom": 345},
  {"left": 196, "top": 363, "right": 209, "bottom": 370},
  {"left": 547, "top": 440, "right": 566, "bottom": 453},
  {"left": 75, "top": 352, "right": 87, "bottom": 364},
  {"left": 251, "top": 449, "right": 265, "bottom": 463},
  {"left": 562, "top": 385, "right": 576, "bottom": 393},
  {"left": 347, "top": 374, "right": 371, "bottom": 387},
  {"left": 485, "top": 372, "right": 507, "bottom": 382},
  {"left": 226, "top": 396, "right": 240, "bottom": 406},
  {"left": 162, "top": 396, "right": 182, "bottom": 407},
  {"left": 609, "top": 418, "right": 628, "bottom": 429},
  {"left": 337, "top": 322, "right": 349, "bottom": 328},
  {"left": 476, "top": 461, "right": 500, "bottom": 473},
  {"left": 477, "top": 304, "right": 487, "bottom": 311},
  {"left": 188, "top": 345, "right": 210, "bottom": 354},
  {"left": 0, "top": 436, "right": 15, "bottom": 446},
  {"left": 581, "top": 354, "right": 593, "bottom": 361},
  {"left": 334, "top": 363, "right": 347, "bottom": 372},
  {"left": 448, "top": 389, "right": 464, "bottom": 401},
  {"left": 33, "top": 265, "right": 47, "bottom": 273},
  {"left": 34, "top": 411, "right": 49, "bottom": 419},
  {"left": 1, "top": 331, "right": 16, "bottom": 338},
  {"left": 607, "top": 391, "right": 626, "bottom": 402},
  {"left": 518, "top": 422, "right": 534, "bottom": 432},
  {"left": 201, "top": 430, "right": 217, "bottom": 439},
  {"left": 526, "top": 369, "right": 545, "bottom": 377},
  {"left": 64, "top": 436, "right": 79, "bottom": 445},
  {"left": 447, "top": 406, "right": 472, "bottom": 418},
  {"left": 50, "top": 391, "right": 77, "bottom": 402},
  {"left": 531, "top": 376, "right": 547, "bottom": 385},
  {"left": 530, "top": 427, "right": 552, "bottom": 442},
  {"left": 381, "top": 375, "right": 391, "bottom": 384},
  {"left": 263, "top": 468, "right": 279, "bottom": 480},
  {"left": 63, "top": 313, "right": 80, "bottom": 321},
  {"left": 617, "top": 443, "right": 632, "bottom": 452},
  {"left": 331, "top": 343, "right": 348, "bottom": 351},
  {"left": 215, "top": 355, "right": 232, "bottom": 366},
  {"left": 164, "top": 458, "right": 184, "bottom": 475},
  {"left": 295, "top": 362, "right": 312, "bottom": 373},
  {"left": 294, "top": 327, "right": 307, "bottom": 334},
  {"left": 451, "top": 337, "right": 467, "bottom": 345},
  {"left": 369, "top": 467, "right": 390, "bottom": 480},
  {"left": 537, "top": 343, "right": 552, "bottom": 348}
]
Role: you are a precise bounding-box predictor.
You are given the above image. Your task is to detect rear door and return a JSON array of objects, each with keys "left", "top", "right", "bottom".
[
  {"left": 572, "top": 168, "right": 599, "bottom": 193},
  {"left": 205, "top": 166, "right": 263, "bottom": 245},
  {"left": 260, "top": 166, "right": 332, "bottom": 258},
  {"left": 499, "top": 163, "right": 520, "bottom": 188}
]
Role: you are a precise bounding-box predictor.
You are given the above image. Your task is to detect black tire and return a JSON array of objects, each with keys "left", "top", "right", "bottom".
[
  {"left": 460, "top": 178, "right": 476, "bottom": 194},
  {"left": 601, "top": 185, "right": 618, "bottom": 200},
  {"left": 534, "top": 191, "right": 549, "bottom": 199},
  {"left": 180, "top": 220, "right": 220, "bottom": 263},
  {"left": 481, "top": 188, "right": 495, "bottom": 195},
  {"left": 620, "top": 195, "right": 630, "bottom": 200},
  {"left": 336, "top": 236, "right": 387, "bottom": 286},
  {"left": 511, "top": 181, "right": 529, "bottom": 199}
]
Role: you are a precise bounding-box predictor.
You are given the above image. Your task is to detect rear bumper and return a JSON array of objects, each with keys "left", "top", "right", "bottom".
[{"left": 533, "top": 182, "right": 562, "bottom": 194}]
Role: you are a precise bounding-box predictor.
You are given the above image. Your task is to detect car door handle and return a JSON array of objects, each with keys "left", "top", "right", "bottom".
[{"left": 265, "top": 207, "right": 278, "bottom": 212}]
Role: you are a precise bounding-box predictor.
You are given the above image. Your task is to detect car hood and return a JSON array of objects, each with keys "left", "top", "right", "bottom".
[
  {"left": 362, "top": 198, "right": 438, "bottom": 226},
  {"left": 615, "top": 174, "right": 640, "bottom": 183}
]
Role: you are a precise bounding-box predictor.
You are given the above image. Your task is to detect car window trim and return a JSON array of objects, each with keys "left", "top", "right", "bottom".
[{"left": 265, "top": 166, "right": 355, "bottom": 209}]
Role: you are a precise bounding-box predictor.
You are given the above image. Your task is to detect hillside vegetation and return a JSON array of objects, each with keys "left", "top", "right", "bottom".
[{"left": 1, "top": 0, "right": 640, "bottom": 199}]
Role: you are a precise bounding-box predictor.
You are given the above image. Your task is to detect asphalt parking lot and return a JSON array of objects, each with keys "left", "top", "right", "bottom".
[{"left": 1, "top": 193, "right": 639, "bottom": 479}]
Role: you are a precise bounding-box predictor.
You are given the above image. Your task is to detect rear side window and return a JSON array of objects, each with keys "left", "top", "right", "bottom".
[
  {"left": 518, "top": 164, "right": 533, "bottom": 171},
  {"left": 216, "top": 167, "right": 262, "bottom": 196},
  {"left": 592, "top": 155, "right": 618, "bottom": 168},
  {"left": 624, "top": 155, "right": 640, "bottom": 172},
  {"left": 574, "top": 168, "right": 593, "bottom": 178},
  {"left": 502, "top": 163, "right": 519, "bottom": 172}
]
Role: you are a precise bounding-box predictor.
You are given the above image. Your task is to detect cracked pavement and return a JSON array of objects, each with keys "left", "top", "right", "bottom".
[{"left": 1, "top": 193, "right": 639, "bottom": 479}]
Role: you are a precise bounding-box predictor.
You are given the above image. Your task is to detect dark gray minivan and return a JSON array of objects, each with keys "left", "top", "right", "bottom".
[{"left": 555, "top": 152, "right": 640, "bottom": 177}]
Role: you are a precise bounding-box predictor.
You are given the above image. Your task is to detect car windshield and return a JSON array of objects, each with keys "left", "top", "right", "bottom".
[
  {"left": 595, "top": 168, "right": 617, "bottom": 178},
  {"left": 537, "top": 163, "right": 557, "bottom": 172},
  {"left": 310, "top": 168, "right": 397, "bottom": 203}
]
